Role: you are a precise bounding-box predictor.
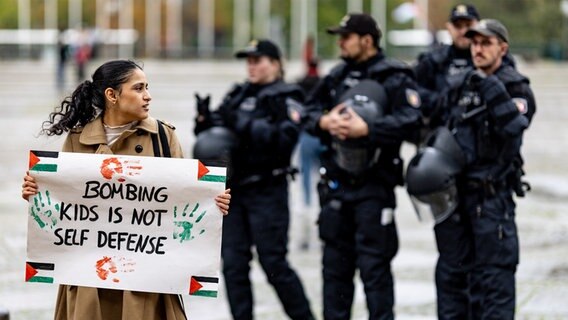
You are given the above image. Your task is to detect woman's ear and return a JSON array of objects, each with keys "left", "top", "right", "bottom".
[{"left": 104, "top": 88, "right": 117, "bottom": 105}]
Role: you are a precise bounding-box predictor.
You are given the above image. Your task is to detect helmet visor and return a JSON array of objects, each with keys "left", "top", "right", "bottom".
[{"left": 409, "top": 185, "right": 458, "bottom": 224}]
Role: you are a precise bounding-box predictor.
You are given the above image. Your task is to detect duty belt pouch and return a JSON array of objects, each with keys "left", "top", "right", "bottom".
[
  {"left": 318, "top": 199, "right": 343, "bottom": 242},
  {"left": 317, "top": 180, "right": 330, "bottom": 207}
]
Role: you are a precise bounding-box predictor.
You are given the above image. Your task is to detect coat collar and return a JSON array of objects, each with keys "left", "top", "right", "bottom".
[{"left": 79, "top": 116, "right": 158, "bottom": 145}]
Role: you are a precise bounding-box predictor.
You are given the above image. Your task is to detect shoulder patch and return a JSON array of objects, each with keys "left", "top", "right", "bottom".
[
  {"left": 285, "top": 97, "right": 303, "bottom": 124},
  {"left": 405, "top": 88, "right": 421, "bottom": 108},
  {"left": 512, "top": 97, "right": 528, "bottom": 114}
]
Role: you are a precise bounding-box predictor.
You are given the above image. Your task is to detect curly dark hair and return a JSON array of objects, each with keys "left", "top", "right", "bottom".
[{"left": 41, "top": 60, "right": 143, "bottom": 136}]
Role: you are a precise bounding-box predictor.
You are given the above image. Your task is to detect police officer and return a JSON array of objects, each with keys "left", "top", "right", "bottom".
[
  {"left": 302, "top": 13, "right": 422, "bottom": 319},
  {"left": 194, "top": 39, "right": 314, "bottom": 320},
  {"left": 414, "top": 4, "right": 480, "bottom": 127},
  {"left": 414, "top": 4, "right": 517, "bottom": 132},
  {"left": 428, "top": 19, "right": 536, "bottom": 319},
  {"left": 413, "top": 5, "right": 482, "bottom": 319}
]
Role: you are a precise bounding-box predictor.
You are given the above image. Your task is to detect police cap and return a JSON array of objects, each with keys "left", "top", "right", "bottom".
[
  {"left": 235, "top": 39, "right": 281, "bottom": 60},
  {"left": 327, "top": 13, "right": 382, "bottom": 42},
  {"left": 449, "top": 4, "right": 480, "bottom": 22},
  {"left": 465, "top": 19, "right": 509, "bottom": 43}
]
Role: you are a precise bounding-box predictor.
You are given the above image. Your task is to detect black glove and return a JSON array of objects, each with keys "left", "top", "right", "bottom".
[
  {"left": 465, "top": 69, "right": 486, "bottom": 88},
  {"left": 195, "top": 93, "right": 211, "bottom": 119},
  {"left": 478, "top": 74, "right": 510, "bottom": 106}
]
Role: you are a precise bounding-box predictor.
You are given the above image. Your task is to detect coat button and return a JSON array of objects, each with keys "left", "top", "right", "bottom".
[{"left": 135, "top": 145, "right": 143, "bottom": 153}]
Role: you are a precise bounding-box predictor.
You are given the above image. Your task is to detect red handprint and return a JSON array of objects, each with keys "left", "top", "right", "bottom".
[
  {"left": 100, "top": 157, "right": 143, "bottom": 182},
  {"left": 95, "top": 256, "right": 135, "bottom": 283}
]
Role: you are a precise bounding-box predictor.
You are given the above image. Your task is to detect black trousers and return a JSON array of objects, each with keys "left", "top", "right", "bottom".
[
  {"left": 467, "top": 190, "right": 518, "bottom": 320},
  {"left": 434, "top": 210, "right": 474, "bottom": 320},
  {"left": 221, "top": 178, "right": 313, "bottom": 320},
  {"left": 434, "top": 188, "right": 518, "bottom": 320},
  {"left": 318, "top": 182, "right": 398, "bottom": 320}
]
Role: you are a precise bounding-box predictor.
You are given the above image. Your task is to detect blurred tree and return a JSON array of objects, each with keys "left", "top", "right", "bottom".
[
  {"left": 0, "top": 0, "right": 20, "bottom": 28},
  {"left": 1, "top": 0, "right": 564, "bottom": 59}
]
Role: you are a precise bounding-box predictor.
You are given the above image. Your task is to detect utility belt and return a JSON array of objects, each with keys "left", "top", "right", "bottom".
[
  {"left": 316, "top": 164, "right": 379, "bottom": 205},
  {"left": 463, "top": 167, "right": 531, "bottom": 197},
  {"left": 321, "top": 151, "right": 403, "bottom": 189},
  {"left": 317, "top": 165, "right": 396, "bottom": 206},
  {"left": 463, "top": 175, "right": 530, "bottom": 198},
  {"left": 236, "top": 167, "right": 298, "bottom": 187},
  {"left": 463, "top": 178, "right": 509, "bottom": 197},
  {"left": 319, "top": 163, "right": 375, "bottom": 189}
]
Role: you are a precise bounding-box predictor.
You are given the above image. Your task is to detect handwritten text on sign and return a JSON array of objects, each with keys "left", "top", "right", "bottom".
[{"left": 26, "top": 151, "right": 225, "bottom": 296}]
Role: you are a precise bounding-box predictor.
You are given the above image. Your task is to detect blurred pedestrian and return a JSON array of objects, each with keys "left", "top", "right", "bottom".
[
  {"left": 296, "top": 36, "right": 324, "bottom": 250},
  {"left": 21, "top": 59, "right": 231, "bottom": 320},
  {"left": 193, "top": 39, "right": 315, "bottom": 320},
  {"left": 74, "top": 30, "right": 92, "bottom": 83},
  {"left": 407, "top": 19, "right": 536, "bottom": 319},
  {"left": 56, "top": 29, "right": 70, "bottom": 93},
  {"left": 302, "top": 13, "right": 422, "bottom": 319}
]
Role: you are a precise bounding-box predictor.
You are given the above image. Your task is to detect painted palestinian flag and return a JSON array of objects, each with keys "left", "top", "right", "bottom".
[
  {"left": 189, "top": 276, "right": 218, "bottom": 297},
  {"left": 29, "top": 150, "right": 59, "bottom": 173},
  {"left": 25, "top": 261, "right": 54, "bottom": 283},
  {"left": 196, "top": 161, "right": 226, "bottom": 183}
]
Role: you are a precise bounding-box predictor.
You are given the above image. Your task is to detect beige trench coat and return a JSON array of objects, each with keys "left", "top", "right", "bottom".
[{"left": 53, "top": 116, "right": 187, "bottom": 320}]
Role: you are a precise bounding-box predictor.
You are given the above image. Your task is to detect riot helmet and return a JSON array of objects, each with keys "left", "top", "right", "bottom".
[
  {"left": 192, "top": 126, "right": 239, "bottom": 167},
  {"left": 406, "top": 127, "right": 465, "bottom": 224},
  {"left": 425, "top": 126, "right": 466, "bottom": 166},
  {"left": 332, "top": 79, "right": 387, "bottom": 175},
  {"left": 339, "top": 79, "right": 387, "bottom": 123}
]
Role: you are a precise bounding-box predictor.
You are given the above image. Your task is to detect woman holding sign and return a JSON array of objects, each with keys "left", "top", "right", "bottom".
[{"left": 21, "top": 59, "right": 230, "bottom": 320}]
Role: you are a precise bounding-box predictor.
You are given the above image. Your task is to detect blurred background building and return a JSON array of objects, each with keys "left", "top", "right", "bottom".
[{"left": 1, "top": 0, "right": 567, "bottom": 61}]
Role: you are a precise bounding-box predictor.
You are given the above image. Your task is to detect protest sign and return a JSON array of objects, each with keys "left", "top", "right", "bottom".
[{"left": 25, "top": 150, "right": 226, "bottom": 297}]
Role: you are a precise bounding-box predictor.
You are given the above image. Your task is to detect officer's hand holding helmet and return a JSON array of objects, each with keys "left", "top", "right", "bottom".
[
  {"left": 330, "top": 80, "right": 388, "bottom": 175},
  {"left": 406, "top": 127, "right": 466, "bottom": 224},
  {"left": 332, "top": 79, "right": 387, "bottom": 140}
]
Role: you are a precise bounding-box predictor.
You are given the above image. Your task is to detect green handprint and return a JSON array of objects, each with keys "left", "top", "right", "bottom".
[
  {"left": 30, "top": 190, "right": 59, "bottom": 229},
  {"left": 172, "top": 202, "right": 207, "bottom": 243}
]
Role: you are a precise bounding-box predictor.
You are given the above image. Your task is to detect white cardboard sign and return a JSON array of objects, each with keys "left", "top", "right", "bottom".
[{"left": 25, "top": 150, "right": 225, "bottom": 297}]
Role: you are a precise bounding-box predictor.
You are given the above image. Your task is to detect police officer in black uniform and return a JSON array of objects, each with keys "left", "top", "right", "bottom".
[
  {"left": 302, "top": 13, "right": 422, "bottom": 319},
  {"left": 420, "top": 19, "right": 536, "bottom": 319},
  {"left": 413, "top": 5, "right": 482, "bottom": 319},
  {"left": 414, "top": 4, "right": 517, "bottom": 131},
  {"left": 414, "top": 4, "right": 480, "bottom": 126},
  {"left": 194, "top": 39, "right": 314, "bottom": 320}
]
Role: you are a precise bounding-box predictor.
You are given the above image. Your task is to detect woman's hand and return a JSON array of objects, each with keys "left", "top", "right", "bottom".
[
  {"left": 215, "top": 188, "right": 231, "bottom": 216},
  {"left": 22, "top": 171, "right": 38, "bottom": 201}
]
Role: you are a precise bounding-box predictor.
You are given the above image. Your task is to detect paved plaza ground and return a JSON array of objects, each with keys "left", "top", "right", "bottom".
[{"left": 0, "top": 58, "right": 567, "bottom": 319}]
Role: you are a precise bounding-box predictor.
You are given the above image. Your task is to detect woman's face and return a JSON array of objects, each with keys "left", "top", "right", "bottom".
[
  {"left": 247, "top": 55, "right": 279, "bottom": 84},
  {"left": 106, "top": 68, "right": 152, "bottom": 125}
]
